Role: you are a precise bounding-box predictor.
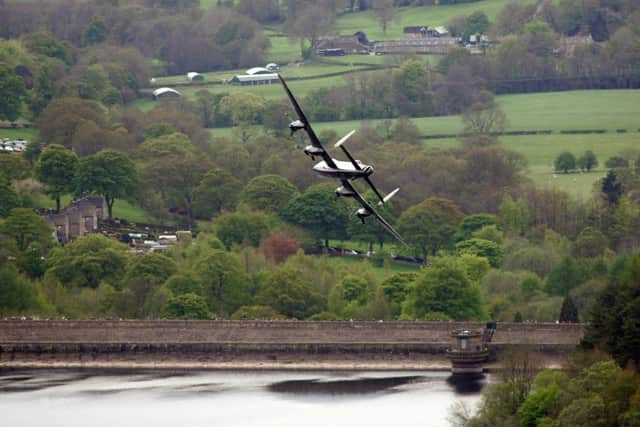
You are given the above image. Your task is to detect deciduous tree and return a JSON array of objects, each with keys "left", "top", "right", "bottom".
[
  {"left": 35, "top": 144, "right": 78, "bottom": 213},
  {"left": 74, "top": 149, "right": 137, "bottom": 220}
]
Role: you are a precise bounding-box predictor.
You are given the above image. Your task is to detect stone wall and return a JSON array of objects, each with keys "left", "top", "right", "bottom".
[{"left": 0, "top": 320, "right": 584, "bottom": 345}]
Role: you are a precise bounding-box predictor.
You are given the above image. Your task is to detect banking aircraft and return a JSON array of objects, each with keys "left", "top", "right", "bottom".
[{"left": 278, "top": 74, "right": 407, "bottom": 247}]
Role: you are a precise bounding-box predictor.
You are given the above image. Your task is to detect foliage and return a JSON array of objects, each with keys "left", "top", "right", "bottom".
[
  {"left": 0, "top": 62, "right": 26, "bottom": 121},
  {"left": 215, "top": 210, "right": 271, "bottom": 249},
  {"left": 0, "top": 153, "right": 31, "bottom": 181},
  {"left": 545, "top": 256, "right": 591, "bottom": 296},
  {"left": 35, "top": 144, "right": 78, "bottom": 212},
  {"left": 401, "top": 256, "right": 484, "bottom": 320},
  {"left": 455, "top": 213, "right": 498, "bottom": 242},
  {"left": 74, "top": 150, "right": 137, "bottom": 219},
  {"left": 559, "top": 294, "right": 578, "bottom": 322},
  {"left": 586, "top": 253, "right": 640, "bottom": 369},
  {"left": 0, "top": 173, "right": 19, "bottom": 217},
  {"left": 259, "top": 232, "right": 300, "bottom": 263},
  {"left": 573, "top": 227, "right": 608, "bottom": 258},
  {"left": 243, "top": 174, "right": 299, "bottom": 213},
  {"left": 193, "top": 249, "right": 250, "bottom": 315},
  {"left": 397, "top": 197, "right": 464, "bottom": 259},
  {"left": 456, "top": 238, "right": 503, "bottom": 267},
  {"left": 577, "top": 150, "right": 598, "bottom": 172},
  {"left": 163, "top": 293, "right": 211, "bottom": 319},
  {"left": 231, "top": 305, "right": 284, "bottom": 320},
  {"left": 498, "top": 195, "right": 530, "bottom": 236},
  {"left": 45, "top": 234, "right": 129, "bottom": 289},
  {"left": 0, "top": 265, "right": 39, "bottom": 314},
  {"left": 602, "top": 170, "right": 624, "bottom": 206},
  {"left": 554, "top": 151, "right": 576, "bottom": 174},
  {"left": 192, "top": 168, "right": 242, "bottom": 219},
  {"left": 256, "top": 266, "right": 325, "bottom": 319},
  {"left": 1, "top": 207, "right": 53, "bottom": 252}
]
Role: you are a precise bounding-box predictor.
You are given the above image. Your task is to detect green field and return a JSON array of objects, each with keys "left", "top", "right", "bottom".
[
  {"left": 336, "top": 0, "right": 536, "bottom": 41},
  {"left": 0, "top": 128, "right": 36, "bottom": 141}
]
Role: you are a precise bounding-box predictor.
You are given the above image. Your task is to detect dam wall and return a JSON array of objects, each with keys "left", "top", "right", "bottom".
[{"left": 0, "top": 320, "right": 586, "bottom": 369}]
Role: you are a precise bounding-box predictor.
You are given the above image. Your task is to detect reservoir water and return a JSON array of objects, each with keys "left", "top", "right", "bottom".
[{"left": 0, "top": 369, "right": 491, "bottom": 427}]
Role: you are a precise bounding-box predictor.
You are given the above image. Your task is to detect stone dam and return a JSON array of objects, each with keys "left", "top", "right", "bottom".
[{"left": 0, "top": 320, "right": 586, "bottom": 370}]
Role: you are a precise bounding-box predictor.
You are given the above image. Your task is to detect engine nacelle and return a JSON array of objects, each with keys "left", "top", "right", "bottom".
[
  {"left": 335, "top": 185, "right": 356, "bottom": 198},
  {"left": 356, "top": 207, "right": 371, "bottom": 224},
  {"left": 289, "top": 120, "right": 305, "bottom": 135},
  {"left": 304, "top": 145, "right": 325, "bottom": 159}
]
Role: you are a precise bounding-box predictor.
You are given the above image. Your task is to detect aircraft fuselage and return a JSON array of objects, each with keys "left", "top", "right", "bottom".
[{"left": 313, "top": 159, "right": 373, "bottom": 180}]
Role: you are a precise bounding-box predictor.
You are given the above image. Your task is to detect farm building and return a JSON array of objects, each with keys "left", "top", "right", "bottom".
[
  {"left": 229, "top": 73, "right": 279, "bottom": 85},
  {"left": 374, "top": 37, "right": 460, "bottom": 55},
  {"left": 152, "top": 87, "right": 181, "bottom": 99},
  {"left": 246, "top": 67, "right": 274, "bottom": 75},
  {"left": 404, "top": 26, "right": 449, "bottom": 37},
  {"left": 187, "top": 72, "right": 204, "bottom": 81},
  {"left": 316, "top": 32, "right": 370, "bottom": 55}
]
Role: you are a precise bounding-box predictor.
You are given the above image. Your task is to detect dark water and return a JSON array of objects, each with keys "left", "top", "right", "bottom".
[{"left": 0, "top": 369, "right": 491, "bottom": 427}]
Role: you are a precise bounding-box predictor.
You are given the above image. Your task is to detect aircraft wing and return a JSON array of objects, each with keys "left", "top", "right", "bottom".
[
  {"left": 278, "top": 74, "right": 338, "bottom": 169},
  {"left": 340, "top": 179, "right": 408, "bottom": 247}
]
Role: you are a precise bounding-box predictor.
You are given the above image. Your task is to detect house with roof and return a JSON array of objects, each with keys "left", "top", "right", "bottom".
[{"left": 316, "top": 32, "right": 370, "bottom": 55}]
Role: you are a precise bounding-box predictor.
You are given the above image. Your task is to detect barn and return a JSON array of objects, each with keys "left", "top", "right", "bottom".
[{"left": 152, "top": 87, "right": 181, "bottom": 99}]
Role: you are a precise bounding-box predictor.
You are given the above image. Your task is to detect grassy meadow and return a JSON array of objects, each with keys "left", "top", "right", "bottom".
[{"left": 336, "top": 0, "right": 536, "bottom": 40}]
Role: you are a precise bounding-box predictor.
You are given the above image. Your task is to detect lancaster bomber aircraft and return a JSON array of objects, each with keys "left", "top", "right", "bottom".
[{"left": 278, "top": 74, "right": 407, "bottom": 247}]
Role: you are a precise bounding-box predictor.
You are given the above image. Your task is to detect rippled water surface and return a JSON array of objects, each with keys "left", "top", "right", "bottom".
[{"left": 0, "top": 369, "right": 490, "bottom": 427}]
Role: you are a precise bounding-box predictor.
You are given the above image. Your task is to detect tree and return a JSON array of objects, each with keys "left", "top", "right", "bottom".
[
  {"left": 37, "top": 98, "right": 107, "bottom": 148},
  {"left": 35, "top": 144, "right": 78, "bottom": 213},
  {"left": 193, "top": 249, "right": 250, "bottom": 315},
  {"left": 601, "top": 170, "right": 623, "bottom": 205},
  {"left": 559, "top": 294, "right": 578, "bottom": 322},
  {"left": 281, "top": 183, "right": 350, "bottom": 247},
  {"left": 256, "top": 266, "right": 325, "bottom": 319},
  {"left": 0, "top": 173, "right": 19, "bottom": 217},
  {"left": 401, "top": 256, "right": 484, "bottom": 320},
  {"left": 243, "top": 174, "right": 299, "bottom": 213},
  {"left": 0, "top": 63, "right": 26, "bottom": 121},
  {"left": 545, "top": 257, "right": 589, "bottom": 296},
  {"left": 586, "top": 254, "right": 640, "bottom": 369},
  {"left": 163, "top": 293, "right": 211, "bottom": 319},
  {"left": 215, "top": 211, "right": 270, "bottom": 249},
  {"left": 259, "top": 232, "right": 300, "bottom": 263},
  {"left": 74, "top": 150, "right": 137, "bottom": 220},
  {"left": 0, "top": 153, "right": 31, "bottom": 181},
  {"left": 461, "top": 92, "right": 508, "bottom": 145},
  {"left": 0, "top": 265, "right": 38, "bottom": 315},
  {"left": 82, "top": 17, "right": 108, "bottom": 46},
  {"left": 456, "top": 238, "right": 503, "bottom": 267},
  {"left": 371, "top": 0, "right": 395, "bottom": 34},
  {"left": 397, "top": 197, "right": 464, "bottom": 259},
  {"left": 577, "top": 150, "right": 598, "bottom": 172},
  {"left": 380, "top": 272, "right": 418, "bottom": 317},
  {"left": 463, "top": 11, "right": 490, "bottom": 42},
  {"left": 554, "top": 152, "right": 576, "bottom": 174},
  {"left": 231, "top": 305, "right": 284, "bottom": 320},
  {"left": 455, "top": 214, "right": 498, "bottom": 242},
  {"left": 192, "top": 168, "right": 242, "bottom": 220},
  {"left": 573, "top": 226, "right": 608, "bottom": 258},
  {"left": 287, "top": 0, "right": 335, "bottom": 57},
  {"left": 2, "top": 208, "right": 52, "bottom": 252},
  {"left": 605, "top": 156, "right": 629, "bottom": 169},
  {"left": 45, "top": 234, "right": 129, "bottom": 289}
]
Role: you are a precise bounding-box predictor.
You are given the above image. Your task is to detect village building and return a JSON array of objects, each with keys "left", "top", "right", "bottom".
[
  {"left": 43, "top": 196, "right": 106, "bottom": 243},
  {"left": 152, "top": 87, "right": 181, "bottom": 100},
  {"left": 229, "top": 73, "right": 279, "bottom": 85},
  {"left": 403, "top": 26, "right": 449, "bottom": 38},
  {"left": 373, "top": 37, "right": 460, "bottom": 55},
  {"left": 316, "top": 32, "right": 370, "bottom": 55}
]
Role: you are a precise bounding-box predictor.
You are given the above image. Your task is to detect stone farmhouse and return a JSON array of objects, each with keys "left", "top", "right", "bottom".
[{"left": 43, "top": 196, "right": 106, "bottom": 243}]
